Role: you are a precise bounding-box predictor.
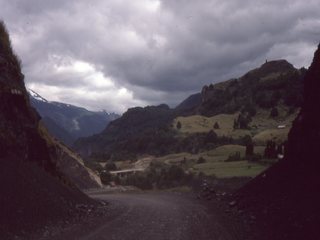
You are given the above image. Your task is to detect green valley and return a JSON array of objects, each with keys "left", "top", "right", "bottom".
[{"left": 74, "top": 60, "right": 304, "bottom": 188}]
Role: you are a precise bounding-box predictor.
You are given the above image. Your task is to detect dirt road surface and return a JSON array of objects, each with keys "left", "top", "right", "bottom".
[{"left": 45, "top": 192, "right": 243, "bottom": 240}]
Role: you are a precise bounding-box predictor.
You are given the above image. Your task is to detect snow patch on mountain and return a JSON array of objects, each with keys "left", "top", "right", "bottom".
[{"left": 28, "top": 89, "right": 48, "bottom": 102}]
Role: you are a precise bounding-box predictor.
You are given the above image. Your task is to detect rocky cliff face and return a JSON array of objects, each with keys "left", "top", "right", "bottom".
[
  {"left": 0, "top": 21, "right": 95, "bottom": 238},
  {"left": 237, "top": 45, "right": 320, "bottom": 240}
]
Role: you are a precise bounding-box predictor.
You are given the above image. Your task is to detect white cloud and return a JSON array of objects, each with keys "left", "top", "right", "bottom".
[
  {"left": 25, "top": 57, "right": 144, "bottom": 112},
  {"left": 0, "top": 0, "right": 319, "bottom": 113}
]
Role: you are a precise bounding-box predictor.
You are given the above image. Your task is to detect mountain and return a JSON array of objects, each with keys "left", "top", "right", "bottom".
[
  {"left": 75, "top": 59, "right": 303, "bottom": 162},
  {"left": 236, "top": 44, "right": 320, "bottom": 240},
  {"left": 177, "top": 60, "right": 304, "bottom": 117},
  {"left": 74, "top": 104, "right": 176, "bottom": 159},
  {"left": 0, "top": 21, "right": 96, "bottom": 238},
  {"left": 29, "top": 89, "right": 119, "bottom": 145},
  {"left": 192, "top": 60, "right": 304, "bottom": 116}
]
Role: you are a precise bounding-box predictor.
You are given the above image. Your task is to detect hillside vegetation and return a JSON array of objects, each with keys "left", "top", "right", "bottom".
[
  {"left": 75, "top": 104, "right": 176, "bottom": 159},
  {"left": 196, "top": 60, "right": 304, "bottom": 116}
]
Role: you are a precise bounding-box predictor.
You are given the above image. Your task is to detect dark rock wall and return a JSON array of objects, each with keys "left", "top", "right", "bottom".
[{"left": 286, "top": 44, "right": 320, "bottom": 168}]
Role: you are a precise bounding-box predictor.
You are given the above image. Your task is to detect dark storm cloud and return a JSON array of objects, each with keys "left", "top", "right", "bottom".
[{"left": 0, "top": 0, "right": 319, "bottom": 112}]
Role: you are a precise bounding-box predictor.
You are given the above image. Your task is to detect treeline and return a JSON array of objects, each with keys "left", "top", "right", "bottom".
[{"left": 86, "top": 129, "right": 263, "bottom": 162}]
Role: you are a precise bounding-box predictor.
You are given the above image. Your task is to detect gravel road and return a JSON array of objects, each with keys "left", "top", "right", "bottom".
[{"left": 45, "top": 192, "right": 242, "bottom": 240}]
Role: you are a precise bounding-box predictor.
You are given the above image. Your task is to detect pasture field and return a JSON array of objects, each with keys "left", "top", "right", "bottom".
[
  {"left": 173, "top": 108, "right": 298, "bottom": 145},
  {"left": 150, "top": 144, "right": 268, "bottom": 178}
]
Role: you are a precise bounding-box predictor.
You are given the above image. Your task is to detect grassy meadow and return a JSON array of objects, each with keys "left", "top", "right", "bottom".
[
  {"left": 150, "top": 144, "right": 268, "bottom": 178},
  {"left": 158, "top": 108, "right": 298, "bottom": 179},
  {"left": 173, "top": 107, "right": 297, "bottom": 145}
]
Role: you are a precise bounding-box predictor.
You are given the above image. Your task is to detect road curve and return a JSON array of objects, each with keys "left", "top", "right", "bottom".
[{"left": 48, "top": 192, "right": 239, "bottom": 240}]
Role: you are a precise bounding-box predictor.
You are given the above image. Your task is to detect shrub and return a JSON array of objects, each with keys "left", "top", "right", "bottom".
[
  {"left": 248, "top": 153, "right": 262, "bottom": 162},
  {"left": 270, "top": 107, "right": 279, "bottom": 117},
  {"left": 264, "top": 140, "right": 277, "bottom": 158},
  {"left": 245, "top": 142, "right": 254, "bottom": 156},
  {"left": 235, "top": 113, "right": 252, "bottom": 129},
  {"left": 122, "top": 163, "right": 191, "bottom": 190},
  {"left": 125, "top": 173, "right": 153, "bottom": 190},
  {"left": 213, "top": 122, "right": 220, "bottom": 129},
  {"left": 167, "top": 165, "right": 185, "bottom": 182},
  {"left": 239, "top": 135, "right": 253, "bottom": 146},
  {"left": 105, "top": 161, "right": 117, "bottom": 171},
  {"left": 242, "top": 104, "right": 257, "bottom": 117},
  {"left": 197, "top": 156, "right": 206, "bottom": 164},
  {"left": 204, "top": 130, "right": 217, "bottom": 144},
  {"left": 226, "top": 151, "right": 241, "bottom": 161},
  {"left": 100, "top": 170, "right": 112, "bottom": 185},
  {"left": 287, "top": 107, "right": 295, "bottom": 115},
  {"left": 233, "top": 119, "right": 239, "bottom": 129}
]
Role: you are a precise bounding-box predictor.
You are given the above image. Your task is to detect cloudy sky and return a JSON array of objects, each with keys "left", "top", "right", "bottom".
[{"left": 0, "top": 0, "right": 319, "bottom": 113}]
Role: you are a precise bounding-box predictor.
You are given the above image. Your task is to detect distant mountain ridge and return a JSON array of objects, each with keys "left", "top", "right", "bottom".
[{"left": 29, "top": 89, "right": 119, "bottom": 145}]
